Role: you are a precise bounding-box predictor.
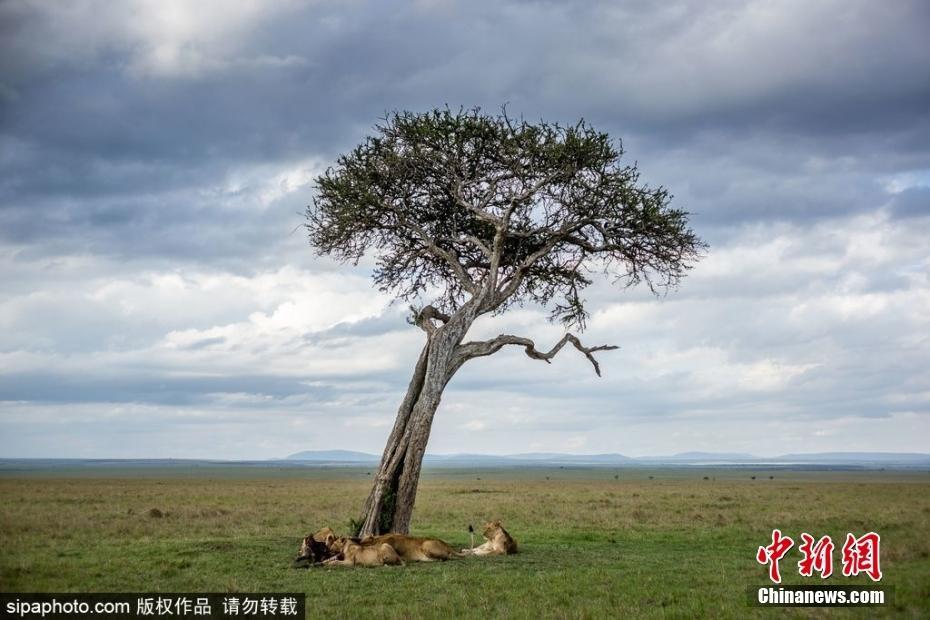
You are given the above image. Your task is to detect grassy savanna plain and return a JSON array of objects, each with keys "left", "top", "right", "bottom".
[{"left": 1, "top": 465, "right": 928, "bottom": 619}]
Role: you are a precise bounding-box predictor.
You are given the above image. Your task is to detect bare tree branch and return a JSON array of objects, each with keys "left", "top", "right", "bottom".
[
  {"left": 385, "top": 201, "right": 479, "bottom": 294},
  {"left": 452, "top": 178, "right": 504, "bottom": 226},
  {"left": 412, "top": 305, "right": 451, "bottom": 335},
  {"left": 455, "top": 333, "right": 618, "bottom": 376},
  {"left": 463, "top": 235, "right": 492, "bottom": 258},
  {"left": 492, "top": 219, "right": 583, "bottom": 305}
]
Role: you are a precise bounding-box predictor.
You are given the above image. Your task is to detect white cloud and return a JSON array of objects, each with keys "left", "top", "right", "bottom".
[
  {"left": 882, "top": 170, "right": 930, "bottom": 193},
  {"left": 2, "top": 0, "right": 928, "bottom": 459},
  {"left": 3, "top": 203, "right": 928, "bottom": 458},
  {"left": 8, "top": 0, "right": 307, "bottom": 78},
  {"left": 219, "top": 158, "right": 325, "bottom": 208}
]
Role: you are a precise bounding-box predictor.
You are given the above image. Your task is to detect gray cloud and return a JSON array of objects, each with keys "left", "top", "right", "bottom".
[
  {"left": 888, "top": 186, "right": 930, "bottom": 219},
  {"left": 1, "top": 0, "right": 928, "bottom": 458},
  {"left": 3, "top": 1, "right": 929, "bottom": 256}
]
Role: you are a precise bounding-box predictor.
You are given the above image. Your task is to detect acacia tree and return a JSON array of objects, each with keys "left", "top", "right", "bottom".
[{"left": 307, "top": 108, "right": 704, "bottom": 537}]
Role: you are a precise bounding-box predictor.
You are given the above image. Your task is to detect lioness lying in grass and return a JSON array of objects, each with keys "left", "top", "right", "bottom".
[
  {"left": 364, "top": 533, "right": 461, "bottom": 561},
  {"left": 297, "top": 526, "right": 465, "bottom": 567},
  {"left": 461, "top": 520, "right": 518, "bottom": 556},
  {"left": 322, "top": 536, "right": 403, "bottom": 567},
  {"left": 294, "top": 527, "right": 341, "bottom": 566},
  {"left": 294, "top": 535, "right": 332, "bottom": 566},
  {"left": 317, "top": 527, "right": 461, "bottom": 562}
]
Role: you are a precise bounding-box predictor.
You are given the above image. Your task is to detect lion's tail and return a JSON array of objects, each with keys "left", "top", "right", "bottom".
[{"left": 445, "top": 541, "right": 468, "bottom": 558}]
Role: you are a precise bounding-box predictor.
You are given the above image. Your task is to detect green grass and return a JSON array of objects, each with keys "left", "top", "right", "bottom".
[{"left": 1, "top": 468, "right": 928, "bottom": 618}]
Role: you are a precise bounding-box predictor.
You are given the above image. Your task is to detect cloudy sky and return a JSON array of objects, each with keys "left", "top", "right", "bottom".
[{"left": 1, "top": 0, "right": 928, "bottom": 459}]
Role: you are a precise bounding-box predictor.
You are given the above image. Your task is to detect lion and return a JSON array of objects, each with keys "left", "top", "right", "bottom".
[
  {"left": 322, "top": 536, "right": 403, "bottom": 567},
  {"left": 295, "top": 534, "right": 334, "bottom": 566},
  {"left": 461, "top": 520, "right": 518, "bottom": 556},
  {"left": 363, "top": 533, "right": 461, "bottom": 562},
  {"left": 310, "top": 526, "right": 336, "bottom": 543},
  {"left": 305, "top": 526, "right": 461, "bottom": 566},
  {"left": 294, "top": 527, "right": 341, "bottom": 567}
]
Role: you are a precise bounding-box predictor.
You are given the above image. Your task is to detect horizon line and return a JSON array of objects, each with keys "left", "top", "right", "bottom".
[{"left": 3, "top": 450, "right": 929, "bottom": 461}]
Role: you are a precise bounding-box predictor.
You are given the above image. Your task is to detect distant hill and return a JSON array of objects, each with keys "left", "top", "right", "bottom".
[
  {"left": 4, "top": 451, "right": 926, "bottom": 472},
  {"left": 286, "top": 450, "right": 379, "bottom": 462},
  {"left": 774, "top": 452, "right": 930, "bottom": 464},
  {"left": 282, "top": 450, "right": 930, "bottom": 467},
  {"left": 510, "top": 452, "right": 633, "bottom": 463},
  {"left": 638, "top": 452, "right": 756, "bottom": 462},
  {"left": 284, "top": 450, "right": 715, "bottom": 465},
  {"left": 508, "top": 452, "right": 634, "bottom": 463},
  {"left": 284, "top": 450, "right": 634, "bottom": 465}
]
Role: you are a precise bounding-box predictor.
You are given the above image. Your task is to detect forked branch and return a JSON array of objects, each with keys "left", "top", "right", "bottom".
[
  {"left": 412, "top": 305, "right": 451, "bottom": 335},
  {"left": 455, "top": 333, "right": 618, "bottom": 376}
]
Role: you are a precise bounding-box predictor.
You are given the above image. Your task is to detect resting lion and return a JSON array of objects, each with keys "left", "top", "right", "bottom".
[
  {"left": 295, "top": 534, "right": 334, "bottom": 566},
  {"left": 322, "top": 536, "right": 403, "bottom": 567},
  {"left": 294, "top": 527, "right": 343, "bottom": 567},
  {"left": 310, "top": 526, "right": 337, "bottom": 543},
  {"left": 364, "top": 533, "right": 461, "bottom": 561},
  {"left": 317, "top": 529, "right": 460, "bottom": 562},
  {"left": 461, "top": 520, "right": 518, "bottom": 556}
]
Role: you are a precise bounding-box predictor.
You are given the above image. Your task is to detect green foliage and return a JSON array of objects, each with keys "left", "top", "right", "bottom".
[{"left": 307, "top": 107, "right": 705, "bottom": 329}]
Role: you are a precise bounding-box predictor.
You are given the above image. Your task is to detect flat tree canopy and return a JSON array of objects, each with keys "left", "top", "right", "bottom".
[{"left": 306, "top": 107, "right": 704, "bottom": 535}]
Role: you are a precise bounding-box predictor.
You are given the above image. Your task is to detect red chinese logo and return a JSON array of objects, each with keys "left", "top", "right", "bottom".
[
  {"left": 757, "top": 530, "right": 882, "bottom": 582},
  {"left": 756, "top": 529, "right": 794, "bottom": 583},
  {"left": 797, "top": 533, "right": 834, "bottom": 578},
  {"left": 841, "top": 532, "right": 882, "bottom": 582}
]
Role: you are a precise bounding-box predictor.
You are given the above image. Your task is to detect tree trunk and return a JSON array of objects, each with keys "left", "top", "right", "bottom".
[{"left": 355, "top": 306, "right": 475, "bottom": 537}]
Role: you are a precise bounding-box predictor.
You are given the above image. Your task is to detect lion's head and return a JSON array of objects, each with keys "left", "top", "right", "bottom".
[
  {"left": 296, "top": 535, "right": 330, "bottom": 564},
  {"left": 295, "top": 526, "right": 340, "bottom": 564},
  {"left": 483, "top": 520, "right": 505, "bottom": 538},
  {"left": 311, "top": 526, "right": 336, "bottom": 543}
]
